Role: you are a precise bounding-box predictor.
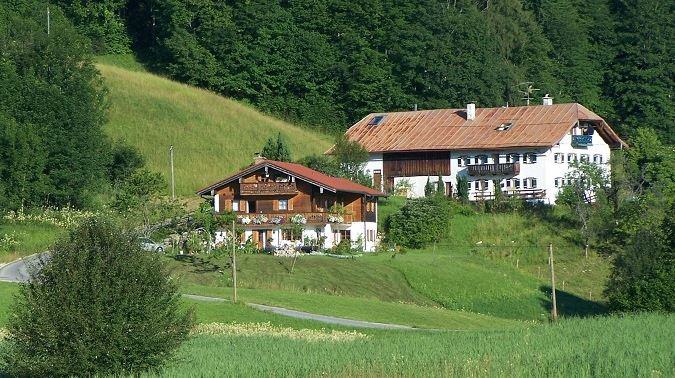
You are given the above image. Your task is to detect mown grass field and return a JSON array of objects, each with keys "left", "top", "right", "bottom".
[
  {"left": 146, "top": 313, "right": 674, "bottom": 377},
  {"left": 0, "top": 223, "right": 63, "bottom": 263},
  {"left": 96, "top": 56, "right": 333, "bottom": 196}
]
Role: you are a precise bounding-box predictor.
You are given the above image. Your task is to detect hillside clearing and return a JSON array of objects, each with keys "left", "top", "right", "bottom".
[{"left": 97, "top": 59, "right": 332, "bottom": 196}]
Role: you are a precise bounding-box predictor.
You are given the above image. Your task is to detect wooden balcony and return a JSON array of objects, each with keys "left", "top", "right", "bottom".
[
  {"left": 474, "top": 189, "right": 546, "bottom": 201},
  {"left": 572, "top": 135, "right": 593, "bottom": 147},
  {"left": 237, "top": 212, "right": 354, "bottom": 226},
  {"left": 240, "top": 181, "right": 297, "bottom": 195},
  {"left": 467, "top": 163, "right": 520, "bottom": 176}
]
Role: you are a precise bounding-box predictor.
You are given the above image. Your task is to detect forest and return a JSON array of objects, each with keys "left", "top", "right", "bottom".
[
  {"left": 0, "top": 0, "right": 672, "bottom": 210},
  {"left": 49, "top": 0, "right": 674, "bottom": 142}
]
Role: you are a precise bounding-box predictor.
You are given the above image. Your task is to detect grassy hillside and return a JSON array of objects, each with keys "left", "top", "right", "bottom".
[{"left": 96, "top": 56, "right": 332, "bottom": 196}]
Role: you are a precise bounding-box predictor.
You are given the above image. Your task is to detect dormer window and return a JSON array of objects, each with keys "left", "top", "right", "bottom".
[
  {"left": 495, "top": 122, "right": 513, "bottom": 131},
  {"left": 367, "top": 115, "right": 385, "bottom": 126}
]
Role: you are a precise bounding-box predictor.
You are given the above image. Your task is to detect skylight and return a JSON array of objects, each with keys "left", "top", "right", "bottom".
[
  {"left": 495, "top": 122, "right": 513, "bottom": 131},
  {"left": 367, "top": 115, "right": 385, "bottom": 126}
]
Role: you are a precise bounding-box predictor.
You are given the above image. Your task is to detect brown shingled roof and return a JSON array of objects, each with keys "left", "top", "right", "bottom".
[
  {"left": 343, "top": 103, "right": 626, "bottom": 152},
  {"left": 196, "top": 160, "right": 384, "bottom": 196}
]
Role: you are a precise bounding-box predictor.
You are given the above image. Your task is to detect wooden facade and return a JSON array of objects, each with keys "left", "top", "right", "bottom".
[
  {"left": 383, "top": 151, "right": 451, "bottom": 190},
  {"left": 214, "top": 166, "right": 376, "bottom": 225}
]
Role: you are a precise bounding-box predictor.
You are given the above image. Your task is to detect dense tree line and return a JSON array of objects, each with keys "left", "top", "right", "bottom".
[
  {"left": 48, "top": 0, "right": 673, "bottom": 142},
  {"left": 0, "top": 1, "right": 147, "bottom": 211}
]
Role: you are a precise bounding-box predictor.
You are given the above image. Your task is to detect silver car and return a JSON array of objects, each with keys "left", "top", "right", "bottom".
[{"left": 139, "top": 237, "right": 164, "bottom": 253}]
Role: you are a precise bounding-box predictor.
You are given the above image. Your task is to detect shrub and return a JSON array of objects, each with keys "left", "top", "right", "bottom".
[
  {"left": 3, "top": 218, "right": 194, "bottom": 376},
  {"left": 605, "top": 211, "right": 675, "bottom": 312},
  {"left": 386, "top": 196, "right": 451, "bottom": 248}
]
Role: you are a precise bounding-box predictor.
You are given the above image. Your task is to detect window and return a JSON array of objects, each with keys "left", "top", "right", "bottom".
[
  {"left": 367, "top": 115, "right": 385, "bottom": 126},
  {"left": 580, "top": 154, "right": 589, "bottom": 163},
  {"left": 282, "top": 229, "right": 300, "bottom": 241},
  {"left": 473, "top": 181, "right": 480, "bottom": 191},
  {"left": 593, "top": 154, "right": 603, "bottom": 164},
  {"left": 514, "top": 178, "right": 521, "bottom": 189},
  {"left": 505, "top": 153, "right": 520, "bottom": 163},
  {"left": 522, "top": 177, "right": 537, "bottom": 189},
  {"left": 457, "top": 156, "right": 465, "bottom": 167},
  {"left": 524, "top": 153, "right": 537, "bottom": 164},
  {"left": 495, "top": 122, "right": 513, "bottom": 131},
  {"left": 474, "top": 155, "right": 488, "bottom": 165},
  {"left": 554, "top": 177, "right": 564, "bottom": 188},
  {"left": 232, "top": 200, "right": 239, "bottom": 212},
  {"left": 567, "top": 153, "right": 577, "bottom": 163},
  {"left": 554, "top": 153, "right": 565, "bottom": 164},
  {"left": 339, "top": 230, "right": 351, "bottom": 243},
  {"left": 278, "top": 199, "right": 288, "bottom": 210}
]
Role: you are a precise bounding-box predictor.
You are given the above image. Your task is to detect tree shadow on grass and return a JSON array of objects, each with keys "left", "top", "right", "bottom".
[
  {"left": 539, "top": 285, "right": 608, "bottom": 318},
  {"left": 174, "top": 255, "right": 226, "bottom": 274}
]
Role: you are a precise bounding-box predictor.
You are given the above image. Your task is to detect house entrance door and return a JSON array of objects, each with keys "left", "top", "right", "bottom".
[
  {"left": 373, "top": 170, "right": 382, "bottom": 191},
  {"left": 258, "top": 230, "right": 268, "bottom": 249}
]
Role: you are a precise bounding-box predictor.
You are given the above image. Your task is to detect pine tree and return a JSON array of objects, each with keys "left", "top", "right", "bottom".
[
  {"left": 436, "top": 175, "right": 445, "bottom": 195},
  {"left": 609, "top": 0, "right": 674, "bottom": 143},
  {"left": 537, "top": 0, "right": 603, "bottom": 108},
  {"left": 424, "top": 176, "right": 434, "bottom": 197},
  {"left": 274, "top": 133, "right": 291, "bottom": 162}
]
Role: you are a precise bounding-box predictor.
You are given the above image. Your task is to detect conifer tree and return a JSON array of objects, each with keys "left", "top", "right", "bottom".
[{"left": 609, "top": 0, "right": 674, "bottom": 142}]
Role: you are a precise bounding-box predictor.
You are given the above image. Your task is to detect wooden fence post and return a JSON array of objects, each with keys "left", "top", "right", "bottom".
[{"left": 549, "top": 243, "right": 558, "bottom": 321}]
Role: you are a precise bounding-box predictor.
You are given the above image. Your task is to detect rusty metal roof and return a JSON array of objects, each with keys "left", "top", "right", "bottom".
[
  {"left": 343, "top": 103, "right": 626, "bottom": 152},
  {"left": 197, "top": 160, "right": 385, "bottom": 197}
]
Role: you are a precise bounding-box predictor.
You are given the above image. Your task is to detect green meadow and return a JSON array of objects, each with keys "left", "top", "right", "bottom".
[
  {"left": 147, "top": 313, "right": 674, "bottom": 377},
  {"left": 97, "top": 57, "right": 333, "bottom": 196}
]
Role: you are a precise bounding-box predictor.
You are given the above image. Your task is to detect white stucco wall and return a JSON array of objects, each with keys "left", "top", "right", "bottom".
[
  {"left": 364, "top": 125, "right": 612, "bottom": 204},
  {"left": 226, "top": 221, "right": 379, "bottom": 252}
]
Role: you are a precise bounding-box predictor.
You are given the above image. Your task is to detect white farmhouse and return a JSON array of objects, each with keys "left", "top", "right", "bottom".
[{"left": 343, "top": 98, "right": 626, "bottom": 204}]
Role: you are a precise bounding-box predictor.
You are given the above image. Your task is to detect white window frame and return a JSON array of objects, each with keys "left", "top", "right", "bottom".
[
  {"left": 232, "top": 200, "right": 239, "bottom": 212},
  {"left": 278, "top": 199, "right": 288, "bottom": 210},
  {"left": 457, "top": 157, "right": 464, "bottom": 167},
  {"left": 568, "top": 153, "right": 577, "bottom": 163},
  {"left": 554, "top": 153, "right": 565, "bottom": 164},
  {"left": 580, "top": 154, "right": 589, "bottom": 163},
  {"left": 593, "top": 154, "right": 603, "bottom": 164}
]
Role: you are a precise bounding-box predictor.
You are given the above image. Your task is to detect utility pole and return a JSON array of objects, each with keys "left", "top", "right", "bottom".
[
  {"left": 169, "top": 145, "right": 175, "bottom": 200},
  {"left": 47, "top": 6, "right": 50, "bottom": 35},
  {"left": 231, "top": 219, "right": 237, "bottom": 303},
  {"left": 549, "top": 243, "right": 558, "bottom": 321}
]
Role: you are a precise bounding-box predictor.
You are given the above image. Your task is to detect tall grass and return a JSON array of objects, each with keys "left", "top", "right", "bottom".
[
  {"left": 97, "top": 62, "right": 333, "bottom": 196},
  {"left": 148, "top": 313, "right": 675, "bottom": 377},
  {"left": 0, "top": 223, "right": 63, "bottom": 263}
]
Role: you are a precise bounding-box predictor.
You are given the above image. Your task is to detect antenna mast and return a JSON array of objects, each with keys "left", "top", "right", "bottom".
[{"left": 517, "top": 82, "right": 540, "bottom": 106}]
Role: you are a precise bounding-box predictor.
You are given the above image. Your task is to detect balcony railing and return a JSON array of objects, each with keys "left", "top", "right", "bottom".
[
  {"left": 236, "top": 212, "right": 354, "bottom": 226},
  {"left": 467, "top": 163, "right": 520, "bottom": 176},
  {"left": 572, "top": 135, "right": 593, "bottom": 147},
  {"left": 240, "top": 181, "right": 297, "bottom": 195},
  {"left": 474, "top": 189, "right": 546, "bottom": 201}
]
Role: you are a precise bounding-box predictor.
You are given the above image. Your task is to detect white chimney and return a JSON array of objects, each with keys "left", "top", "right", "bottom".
[
  {"left": 466, "top": 103, "right": 476, "bottom": 120},
  {"left": 543, "top": 94, "right": 553, "bottom": 106}
]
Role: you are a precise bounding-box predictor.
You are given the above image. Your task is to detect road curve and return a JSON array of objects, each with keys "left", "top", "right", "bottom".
[
  {"left": 0, "top": 253, "right": 47, "bottom": 283},
  {"left": 184, "top": 293, "right": 414, "bottom": 330}
]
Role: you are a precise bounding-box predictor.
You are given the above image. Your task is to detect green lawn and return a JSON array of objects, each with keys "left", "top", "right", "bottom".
[
  {"left": 147, "top": 313, "right": 675, "bottom": 377},
  {"left": 97, "top": 56, "right": 333, "bottom": 196},
  {"left": 167, "top": 254, "right": 433, "bottom": 305},
  {"left": 0, "top": 223, "right": 63, "bottom": 263},
  {"left": 181, "top": 284, "right": 520, "bottom": 330}
]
